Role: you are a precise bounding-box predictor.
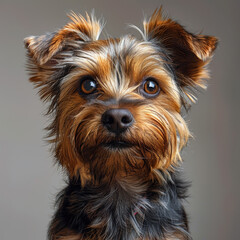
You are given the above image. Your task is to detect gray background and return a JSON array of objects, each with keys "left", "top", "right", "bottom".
[{"left": 0, "top": 0, "right": 239, "bottom": 239}]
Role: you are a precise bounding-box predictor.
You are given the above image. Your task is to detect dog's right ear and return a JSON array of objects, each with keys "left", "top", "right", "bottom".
[
  {"left": 25, "top": 12, "right": 103, "bottom": 105},
  {"left": 24, "top": 12, "right": 103, "bottom": 66}
]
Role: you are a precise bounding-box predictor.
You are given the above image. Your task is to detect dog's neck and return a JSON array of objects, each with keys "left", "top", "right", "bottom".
[{"left": 49, "top": 171, "right": 189, "bottom": 239}]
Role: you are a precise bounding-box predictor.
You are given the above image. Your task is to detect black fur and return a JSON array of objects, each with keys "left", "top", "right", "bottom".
[{"left": 48, "top": 171, "right": 190, "bottom": 240}]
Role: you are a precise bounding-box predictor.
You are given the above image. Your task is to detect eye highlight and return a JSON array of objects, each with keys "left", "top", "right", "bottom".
[
  {"left": 78, "top": 76, "right": 97, "bottom": 96},
  {"left": 140, "top": 77, "right": 160, "bottom": 98}
]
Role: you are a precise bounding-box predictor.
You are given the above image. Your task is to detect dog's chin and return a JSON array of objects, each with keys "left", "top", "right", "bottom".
[
  {"left": 102, "top": 140, "right": 133, "bottom": 151},
  {"left": 75, "top": 138, "right": 135, "bottom": 159}
]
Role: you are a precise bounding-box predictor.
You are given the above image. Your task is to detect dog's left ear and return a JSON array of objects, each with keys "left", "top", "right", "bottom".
[
  {"left": 144, "top": 8, "right": 218, "bottom": 102},
  {"left": 24, "top": 12, "right": 103, "bottom": 65}
]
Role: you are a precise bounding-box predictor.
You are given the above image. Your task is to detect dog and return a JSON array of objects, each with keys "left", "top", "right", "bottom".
[{"left": 25, "top": 8, "right": 217, "bottom": 240}]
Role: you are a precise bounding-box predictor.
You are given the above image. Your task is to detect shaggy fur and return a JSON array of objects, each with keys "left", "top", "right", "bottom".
[{"left": 25, "top": 8, "right": 217, "bottom": 240}]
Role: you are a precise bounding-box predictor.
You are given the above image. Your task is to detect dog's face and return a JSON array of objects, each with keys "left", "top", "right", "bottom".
[{"left": 25, "top": 9, "right": 217, "bottom": 183}]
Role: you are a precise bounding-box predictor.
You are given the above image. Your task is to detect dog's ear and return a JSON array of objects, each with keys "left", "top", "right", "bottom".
[
  {"left": 24, "top": 12, "right": 103, "bottom": 65},
  {"left": 144, "top": 8, "right": 218, "bottom": 103},
  {"left": 25, "top": 12, "right": 103, "bottom": 105}
]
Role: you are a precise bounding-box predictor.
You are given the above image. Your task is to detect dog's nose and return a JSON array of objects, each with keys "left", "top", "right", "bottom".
[{"left": 101, "top": 109, "right": 134, "bottom": 134}]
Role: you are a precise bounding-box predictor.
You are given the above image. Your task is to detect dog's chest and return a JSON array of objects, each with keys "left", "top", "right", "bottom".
[{"left": 51, "top": 178, "right": 189, "bottom": 240}]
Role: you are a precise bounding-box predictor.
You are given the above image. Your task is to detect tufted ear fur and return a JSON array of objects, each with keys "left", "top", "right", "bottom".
[
  {"left": 144, "top": 8, "right": 218, "bottom": 103},
  {"left": 24, "top": 12, "right": 103, "bottom": 105},
  {"left": 24, "top": 12, "right": 103, "bottom": 66}
]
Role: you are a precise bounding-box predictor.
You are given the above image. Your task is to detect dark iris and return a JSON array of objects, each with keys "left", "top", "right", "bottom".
[
  {"left": 141, "top": 77, "right": 160, "bottom": 97},
  {"left": 78, "top": 76, "right": 97, "bottom": 95}
]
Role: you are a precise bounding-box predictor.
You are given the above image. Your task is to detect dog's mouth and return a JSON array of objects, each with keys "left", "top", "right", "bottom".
[{"left": 103, "top": 139, "right": 133, "bottom": 150}]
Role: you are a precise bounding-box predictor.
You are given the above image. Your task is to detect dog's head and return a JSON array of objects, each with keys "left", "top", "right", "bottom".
[{"left": 25, "top": 9, "right": 217, "bottom": 184}]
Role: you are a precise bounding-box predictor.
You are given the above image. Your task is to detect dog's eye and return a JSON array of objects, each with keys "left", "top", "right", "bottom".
[
  {"left": 141, "top": 78, "right": 160, "bottom": 97},
  {"left": 78, "top": 76, "right": 97, "bottom": 95}
]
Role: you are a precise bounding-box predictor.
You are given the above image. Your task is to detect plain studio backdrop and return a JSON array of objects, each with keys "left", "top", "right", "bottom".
[{"left": 0, "top": 0, "right": 239, "bottom": 239}]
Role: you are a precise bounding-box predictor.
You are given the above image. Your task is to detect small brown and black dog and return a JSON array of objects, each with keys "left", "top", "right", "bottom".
[{"left": 25, "top": 8, "right": 217, "bottom": 240}]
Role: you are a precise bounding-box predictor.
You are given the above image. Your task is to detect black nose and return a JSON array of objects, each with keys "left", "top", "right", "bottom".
[{"left": 101, "top": 109, "right": 134, "bottom": 134}]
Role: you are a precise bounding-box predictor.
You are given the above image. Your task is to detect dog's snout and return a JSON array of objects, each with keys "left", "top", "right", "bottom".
[{"left": 101, "top": 109, "right": 134, "bottom": 134}]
